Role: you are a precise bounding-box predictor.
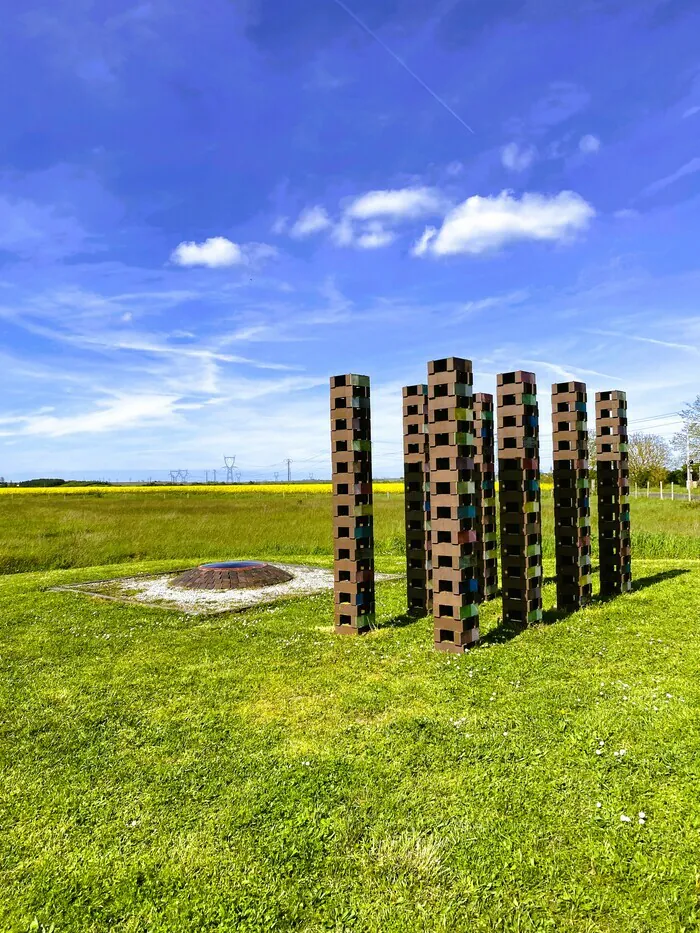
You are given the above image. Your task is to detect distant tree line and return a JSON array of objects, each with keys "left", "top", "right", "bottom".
[{"left": 9, "top": 479, "right": 113, "bottom": 488}]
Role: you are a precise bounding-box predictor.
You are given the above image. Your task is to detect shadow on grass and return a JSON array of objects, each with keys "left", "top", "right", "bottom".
[
  {"left": 629, "top": 567, "right": 689, "bottom": 592},
  {"left": 481, "top": 567, "right": 690, "bottom": 646},
  {"left": 375, "top": 611, "right": 426, "bottom": 630}
]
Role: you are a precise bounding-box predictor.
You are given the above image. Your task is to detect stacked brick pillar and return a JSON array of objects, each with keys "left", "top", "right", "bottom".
[
  {"left": 497, "top": 371, "right": 543, "bottom": 625},
  {"left": 330, "top": 374, "right": 375, "bottom": 633},
  {"left": 473, "top": 393, "right": 498, "bottom": 601},
  {"left": 427, "top": 358, "right": 480, "bottom": 652},
  {"left": 551, "top": 381, "right": 592, "bottom": 610},
  {"left": 403, "top": 384, "right": 432, "bottom": 615},
  {"left": 596, "top": 390, "right": 632, "bottom": 595}
]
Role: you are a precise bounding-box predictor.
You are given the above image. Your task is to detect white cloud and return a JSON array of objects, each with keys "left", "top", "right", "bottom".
[
  {"left": 171, "top": 237, "right": 244, "bottom": 268},
  {"left": 579, "top": 134, "right": 601, "bottom": 154},
  {"left": 271, "top": 216, "right": 288, "bottom": 234},
  {"left": 682, "top": 105, "right": 700, "bottom": 118},
  {"left": 290, "top": 205, "right": 332, "bottom": 238},
  {"left": 445, "top": 160, "right": 464, "bottom": 176},
  {"left": 614, "top": 209, "right": 640, "bottom": 220},
  {"left": 501, "top": 142, "right": 537, "bottom": 172},
  {"left": 411, "top": 227, "right": 437, "bottom": 257},
  {"left": 414, "top": 190, "right": 595, "bottom": 257},
  {"left": 170, "top": 237, "right": 277, "bottom": 268},
  {"left": 345, "top": 186, "right": 444, "bottom": 220},
  {"left": 355, "top": 223, "right": 395, "bottom": 249},
  {"left": 642, "top": 158, "right": 700, "bottom": 197}
]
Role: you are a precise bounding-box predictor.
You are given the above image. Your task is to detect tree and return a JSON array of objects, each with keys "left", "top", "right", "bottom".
[
  {"left": 628, "top": 433, "right": 670, "bottom": 486},
  {"left": 587, "top": 429, "right": 597, "bottom": 469},
  {"left": 672, "top": 395, "right": 700, "bottom": 482}
]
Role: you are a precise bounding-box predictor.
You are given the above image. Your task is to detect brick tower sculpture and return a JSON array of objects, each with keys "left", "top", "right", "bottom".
[
  {"left": 403, "top": 384, "right": 432, "bottom": 615},
  {"left": 427, "top": 358, "right": 480, "bottom": 652},
  {"left": 473, "top": 393, "right": 498, "bottom": 601},
  {"left": 330, "top": 374, "right": 375, "bottom": 633},
  {"left": 595, "top": 390, "right": 632, "bottom": 595},
  {"left": 497, "top": 371, "right": 543, "bottom": 625},
  {"left": 551, "top": 381, "right": 592, "bottom": 610}
]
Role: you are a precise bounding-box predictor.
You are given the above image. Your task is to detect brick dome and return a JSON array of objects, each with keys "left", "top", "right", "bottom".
[{"left": 172, "top": 561, "right": 294, "bottom": 590}]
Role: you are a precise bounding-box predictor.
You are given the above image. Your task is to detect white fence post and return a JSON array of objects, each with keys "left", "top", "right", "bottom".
[
  {"left": 660, "top": 481, "right": 663, "bottom": 500},
  {"left": 672, "top": 482, "right": 675, "bottom": 500},
  {"left": 647, "top": 481, "right": 650, "bottom": 498}
]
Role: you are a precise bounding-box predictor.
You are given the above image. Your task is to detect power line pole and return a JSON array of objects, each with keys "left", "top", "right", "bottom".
[
  {"left": 688, "top": 430, "right": 693, "bottom": 502},
  {"left": 285, "top": 458, "right": 293, "bottom": 482},
  {"left": 224, "top": 456, "right": 236, "bottom": 484},
  {"left": 274, "top": 471, "right": 280, "bottom": 482}
]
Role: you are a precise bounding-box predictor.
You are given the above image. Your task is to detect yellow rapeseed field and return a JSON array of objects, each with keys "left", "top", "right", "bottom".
[
  {"left": 0, "top": 482, "right": 406, "bottom": 495},
  {"left": 0, "top": 480, "right": 553, "bottom": 495}
]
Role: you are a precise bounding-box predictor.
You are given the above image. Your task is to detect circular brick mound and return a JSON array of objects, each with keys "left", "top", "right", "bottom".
[{"left": 172, "top": 561, "right": 294, "bottom": 590}]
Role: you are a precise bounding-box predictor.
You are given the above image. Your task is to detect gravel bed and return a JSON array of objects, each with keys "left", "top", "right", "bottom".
[{"left": 55, "top": 563, "right": 400, "bottom": 615}]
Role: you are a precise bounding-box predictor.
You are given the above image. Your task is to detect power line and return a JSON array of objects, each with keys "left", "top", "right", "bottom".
[
  {"left": 330, "top": 0, "right": 475, "bottom": 135},
  {"left": 628, "top": 411, "right": 682, "bottom": 424}
]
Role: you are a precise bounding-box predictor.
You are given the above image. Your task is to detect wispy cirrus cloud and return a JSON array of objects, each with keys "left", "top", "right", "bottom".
[
  {"left": 640, "top": 158, "right": 700, "bottom": 197},
  {"left": 0, "top": 193, "right": 91, "bottom": 260},
  {"left": 587, "top": 329, "right": 700, "bottom": 354},
  {"left": 0, "top": 393, "right": 187, "bottom": 438}
]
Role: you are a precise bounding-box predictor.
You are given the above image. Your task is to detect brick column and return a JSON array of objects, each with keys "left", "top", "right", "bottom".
[
  {"left": 403, "top": 384, "right": 432, "bottom": 615},
  {"left": 551, "top": 381, "right": 592, "bottom": 610},
  {"left": 330, "top": 374, "right": 375, "bottom": 633},
  {"left": 596, "top": 390, "right": 631, "bottom": 596},
  {"left": 497, "top": 371, "right": 543, "bottom": 625},
  {"left": 427, "top": 358, "right": 480, "bottom": 652},
  {"left": 473, "top": 392, "right": 498, "bottom": 601}
]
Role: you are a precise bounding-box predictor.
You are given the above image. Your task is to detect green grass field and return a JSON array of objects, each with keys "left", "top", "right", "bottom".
[
  {"left": 1, "top": 490, "right": 699, "bottom": 573},
  {"left": 1, "top": 492, "right": 700, "bottom": 932}
]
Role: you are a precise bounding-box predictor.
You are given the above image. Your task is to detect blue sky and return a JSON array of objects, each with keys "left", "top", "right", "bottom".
[{"left": 1, "top": 0, "right": 699, "bottom": 481}]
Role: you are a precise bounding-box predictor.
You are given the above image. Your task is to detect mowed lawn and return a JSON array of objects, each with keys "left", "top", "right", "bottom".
[{"left": 1, "top": 493, "right": 700, "bottom": 932}]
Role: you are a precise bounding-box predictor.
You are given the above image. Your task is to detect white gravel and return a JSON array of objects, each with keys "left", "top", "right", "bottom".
[{"left": 62, "top": 563, "right": 399, "bottom": 615}]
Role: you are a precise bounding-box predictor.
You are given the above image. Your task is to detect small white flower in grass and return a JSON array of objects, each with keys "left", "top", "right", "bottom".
[
  {"left": 666, "top": 693, "right": 672, "bottom": 698},
  {"left": 638, "top": 811, "right": 646, "bottom": 824},
  {"left": 613, "top": 749, "right": 627, "bottom": 758},
  {"left": 595, "top": 748, "right": 603, "bottom": 755},
  {"left": 620, "top": 814, "right": 632, "bottom": 823},
  {"left": 596, "top": 802, "right": 602, "bottom": 808}
]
